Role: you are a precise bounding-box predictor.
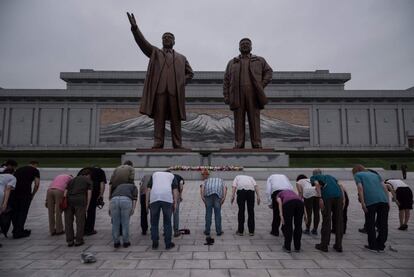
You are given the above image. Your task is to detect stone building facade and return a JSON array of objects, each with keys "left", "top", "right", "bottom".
[{"left": 0, "top": 69, "right": 413, "bottom": 150}]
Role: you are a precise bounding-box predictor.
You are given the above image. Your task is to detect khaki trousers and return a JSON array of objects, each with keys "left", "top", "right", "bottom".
[{"left": 46, "top": 189, "right": 64, "bottom": 234}]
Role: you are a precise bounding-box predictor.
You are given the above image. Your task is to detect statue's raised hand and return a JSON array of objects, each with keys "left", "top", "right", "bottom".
[{"left": 127, "top": 12, "right": 138, "bottom": 31}]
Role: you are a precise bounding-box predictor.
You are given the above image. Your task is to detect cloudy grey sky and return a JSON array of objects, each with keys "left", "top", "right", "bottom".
[{"left": 0, "top": 0, "right": 413, "bottom": 90}]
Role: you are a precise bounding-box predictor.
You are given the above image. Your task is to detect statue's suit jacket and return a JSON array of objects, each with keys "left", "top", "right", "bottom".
[
  {"left": 131, "top": 28, "right": 193, "bottom": 121},
  {"left": 140, "top": 48, "right": 193, "bottom": 120}
]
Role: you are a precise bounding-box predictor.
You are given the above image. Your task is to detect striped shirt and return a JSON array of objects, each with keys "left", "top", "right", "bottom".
[{"left": 203, "top": 178, "right": 225, "bottom": 199}]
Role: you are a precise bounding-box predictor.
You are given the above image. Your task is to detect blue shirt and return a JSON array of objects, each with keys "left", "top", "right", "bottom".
[
  {"left": 203, "top": 178, "right": 225, "bottom": 199},
  {"left": 310, "top": 174, "right": 342, "bottom": 200},
  {"left": 354, "top": 171, "right": 388, "bottom": 207}
]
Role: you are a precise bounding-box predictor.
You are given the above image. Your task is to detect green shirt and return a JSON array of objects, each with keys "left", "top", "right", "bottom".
[
  {"left": 66, "top": 176, "right": 92, "bottom": 207},
  {"left": 354, "top": 171, "right": 388, "bottom": 207},
  {"left": 310, "top": 174, "right": 342, "bottom": 200}
]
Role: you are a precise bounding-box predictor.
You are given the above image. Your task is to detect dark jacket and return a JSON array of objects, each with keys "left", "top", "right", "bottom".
[{"left": 223, "top": 54, "right": 272, "bottom": 110}]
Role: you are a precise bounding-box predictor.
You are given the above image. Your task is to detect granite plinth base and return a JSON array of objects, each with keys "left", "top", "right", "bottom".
[
  {"left": 122, "top": 151, "right": 204, "bottom": 167},
  {"left": 210, "top": 152, "right": 289, "bottom": 167},
  {"left": 122, "top": 149, "right": 289, "bottom": 168}
]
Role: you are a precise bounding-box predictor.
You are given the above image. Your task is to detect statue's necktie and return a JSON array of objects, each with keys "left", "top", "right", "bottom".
[{"left": 165, "top": 50, "right": 173, "bottom": 67}]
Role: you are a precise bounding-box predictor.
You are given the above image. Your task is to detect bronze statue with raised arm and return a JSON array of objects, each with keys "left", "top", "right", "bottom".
[
  {"left": 127, "top": 12, "right": 194, "bottom": 149},
  {"left": 223, "top": 38, "right": 273, "bottom": 149}
]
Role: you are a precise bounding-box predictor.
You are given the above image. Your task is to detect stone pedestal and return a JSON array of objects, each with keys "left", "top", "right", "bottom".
[
  {"left": 121, "top": 148, "right": 289, "bottom": 168},
  {"left": 210, "top": 151, "right": 289, "bottom": 167},
  {"left": 122, "top": 151, "right": 204, "bottom": 167}
]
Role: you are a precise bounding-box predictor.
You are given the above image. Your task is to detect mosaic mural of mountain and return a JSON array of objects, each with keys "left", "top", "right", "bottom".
[{"left": 100, "top": 112, "right": 310, "bottom": 148}]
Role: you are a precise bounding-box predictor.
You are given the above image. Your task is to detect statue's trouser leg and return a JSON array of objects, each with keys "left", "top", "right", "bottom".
[
  {"left": 153, "top": 93, "right": 167, "bottom": 148},
  {"left": 168, "top": 95, "right": 182, "bottom": 148},
  {"left": 233, "top": 91, "right": 246, "bottom": 148},
  {"left": 245, "top": 89, "right": 261, "bottom": 147}
]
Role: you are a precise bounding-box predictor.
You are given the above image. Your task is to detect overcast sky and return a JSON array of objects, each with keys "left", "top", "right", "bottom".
[{"left": 0, "top": 0, "right": 413, "bottom": 90}]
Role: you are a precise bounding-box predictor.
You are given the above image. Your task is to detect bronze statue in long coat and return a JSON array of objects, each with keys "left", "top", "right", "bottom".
[
  {"left": 223, "top": 38, "right": 273, "bottom": 148},
  {"left": 127, "top": 12, "right": 194, "bottom": 148}
]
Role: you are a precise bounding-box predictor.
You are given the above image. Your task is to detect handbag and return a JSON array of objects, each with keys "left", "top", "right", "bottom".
[{"left": 60, "top": 196, "right": 68, "bottom": 210}]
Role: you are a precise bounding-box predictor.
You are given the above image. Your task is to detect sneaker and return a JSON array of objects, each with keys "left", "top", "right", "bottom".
[
  {"left": 13, "top": 232, "right": 30, "bottom": 239},
  {"left": 303, "top": 229, "right": 310, "bottom": 235},
  {"left": 358, "top": 228, "right": 367, "bottom": 234},
  {"left": 114, "top": 242, "right": 121, "bottom": 248},
  {"left": 74, "top": 240, "right": 84, "bottom": 247},
  {"left": 311, "top": 229, "right": 318, "bottom": 235},
  {"left": 216, "top": 231, "right": 223, "bottom": 236},
  {"left": 152, "top": 241, "right": 159, "bottom": 250},
  {"left": 174, "top": 232, "right": 181, "bottom": 237},
  {"left": 333, "top": 244, "right": 343, "bottom": 252},
  {"left": 270, "top": 231, "right": 279, "bottom": 237},
  {"left": 378, "top": 248, "right": 385, "bottom": 253},
  {"left": 364, "top": 245, "right": 378, "bottom": 253},
  {"left": 80, "top": 252, "right": 96, "bottom": 264},
  {"left": 85, "top": 230, "right": 97, "bottom": 236},
  {"left": 315, "top": 243, "right": 328, "bottom": 252},
  {"left": 236, "top": 231, "right": 243, "bottom": 236},
  {"left": 398, "top": 225, "right": 408, "bottom": 231},
  {"left": 249, "top": 232, "right": 254, "bottom": 236},
  {"left": 165, "top": 242, "right": 175, "bottom": 250},
  {"left": 294, "top": 248, "right": 301, "bottom": 252},
  {"left": 282, "top": 246, "right": 291, "bottom": 253},
  {"left": 123, "top": 242, "right": 131, "bottom": 248}
]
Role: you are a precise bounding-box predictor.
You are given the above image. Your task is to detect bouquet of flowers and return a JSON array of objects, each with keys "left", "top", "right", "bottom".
[{"left": 167, "top": 165, "right": 243, "bottom": 171}]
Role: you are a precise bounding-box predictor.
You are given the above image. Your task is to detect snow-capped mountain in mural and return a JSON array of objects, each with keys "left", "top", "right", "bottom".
[{"left": 100, "top": 113, "right": 309, "bottom": 145}]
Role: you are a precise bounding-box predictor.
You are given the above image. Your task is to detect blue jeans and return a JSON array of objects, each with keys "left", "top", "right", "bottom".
[
  {"left": 173, "top": 199, "right": 181, "bottom": 233},
  {"left": 205, "top": 194, "right": 222, "bottom": 235},
  {"left": 110, "top": 196, "right": 132, "bottom": 243},
  {"left": 150, "top": 201, "right": 173, "bottom": 245}
]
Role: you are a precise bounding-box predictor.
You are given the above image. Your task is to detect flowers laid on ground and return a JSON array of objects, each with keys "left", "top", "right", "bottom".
[{"left": 167, "top": 165, "right": 243, "bottom": 171}]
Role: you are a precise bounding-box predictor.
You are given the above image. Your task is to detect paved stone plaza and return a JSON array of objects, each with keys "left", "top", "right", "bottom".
[{"left": 0, "top": 174, "right": 413, "bottom": 277}]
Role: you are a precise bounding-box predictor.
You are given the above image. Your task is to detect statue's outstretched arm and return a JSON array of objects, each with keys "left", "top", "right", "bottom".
[{"left": 127, "top": 12, "right": 153, "bottom": 58}]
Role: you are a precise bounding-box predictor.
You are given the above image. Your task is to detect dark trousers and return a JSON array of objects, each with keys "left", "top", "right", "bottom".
[
  {"left": 64, "top": 205, "right": 86, "bottom": 243},
  {"left": 332, "top": 191, "right": 349, "bottom": 234},
  {"left": 85, "top": 196, "right": 98, "bottom": 233},
  {"left": 11, "top": 195, "right": 32, "bottom": 235},
  {"left": 233, "top": 85, "right": 262, "bottom": 148},
  {"left": 236, "top": 190, "right": 255, "bottom": 233},
  {"left": 153, "top": 93, "right": 182, "bottom": 148},
  {"left": 320, "top": 197, "right": 343, "bottom": 248},
  {"left": 140, "top": 194, "right": 148, "bottom": 234},
  {"left": 304, "top": 196, "right": 320, "bottom": 231},
  {"left": 366, "top": 202, "right": 389, "bottom": 250},
  {"left": 150, "top": 201, "right": 173, "bottom": 245},
  {"left": 271, "top": 191, "right": 281, "bottom": 235},
  {"left": 281, "top": 200, "right": 304, "bottom": 251}
]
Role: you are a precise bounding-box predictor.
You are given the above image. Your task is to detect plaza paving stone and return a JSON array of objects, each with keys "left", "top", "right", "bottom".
[{"left": 0, "top": 176, "right": 413, "bottom": 277}]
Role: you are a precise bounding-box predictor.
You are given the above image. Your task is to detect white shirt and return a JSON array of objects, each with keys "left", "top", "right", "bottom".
[
  {"left": 266, "top": 174, "right": 293, "bottom": 204},
  {"left": 0, "top": 174, "right": 16, "bottom": 205},
  {"left": 232, "top": 175, "right": 256, "bottom": 191},
  {"left": 296, "top": 178, "right": 317, "bottom": 199},
  {"left": 149, "top": 172, "right": 175, "bottom": 204},
  {"left": 386, "top": 179, "right": 408, "bottom": 190}
]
